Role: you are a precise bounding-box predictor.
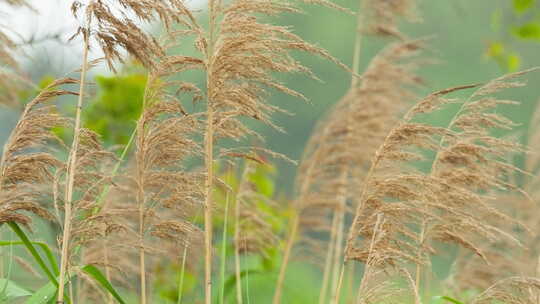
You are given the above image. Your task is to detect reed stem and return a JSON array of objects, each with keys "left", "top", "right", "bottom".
[
  {"left": 204, "top": 2, "right": 218, "bottom": 302},
  {"left": 273, "top": 213, "right": 299, "bottom": 304},
  {"left": 318, "top": 211, "right": 339, "bottom": 304},
  {"left": 57, "top": 30, "right": 89, "bottom": 303}
]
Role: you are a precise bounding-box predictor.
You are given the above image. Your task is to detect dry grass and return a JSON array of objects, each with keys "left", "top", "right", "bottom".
[{"left": 0, "top": 78, "right": 75, "bottom": 226}]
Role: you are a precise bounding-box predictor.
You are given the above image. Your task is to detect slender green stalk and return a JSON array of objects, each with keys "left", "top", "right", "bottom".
[
  {"left": 94, "top": 127, "right": 136, "bottom": 213},
  {"left": 57, "top": 30, "right": 90, "bottom": 303},
  {"left": 219, "top": 180, "right": 231, "bottom": 304},
  {"left": 0, "top": 228, "right": 13, "bottom": 296},
  {"left": 8, "top": 222, "right": 58, "bottom": 285},
  {"left": 177, "top": 245, "right": 189, "bottom": 304},
  {"left": 244, "top": 237, "right": 251, "bottom": 304},
  {"left": 234, "top": 184, "right": 243, "bottom": 304},
  {"left": 318, "top": 211, "right": 338, "bottom": 304}
]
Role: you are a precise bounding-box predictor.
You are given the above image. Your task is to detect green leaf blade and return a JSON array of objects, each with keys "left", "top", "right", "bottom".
[
  {"left": 81, "top": 265, "right": 126, "bottom": 304},
  {"left": 432, "top": 295, "right": 465, "bottom": 304},
  {"left": 7, "top": 223, "right": 58, "bottom": 286},
  {"left": 0, "top": 278, "right": 32, "bottom": 301},
  {"left": 25, "top": 281, "right": 57, "bottom": 304}
]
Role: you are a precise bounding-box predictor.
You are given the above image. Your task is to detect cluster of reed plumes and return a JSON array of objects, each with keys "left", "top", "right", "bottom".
[{"left": 1, "top": 0, "right": 540, "bottom": 303}]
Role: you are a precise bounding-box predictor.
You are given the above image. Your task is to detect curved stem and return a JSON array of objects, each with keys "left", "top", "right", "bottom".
[
  {"left": 177, "top": 245, "right": 189, "bottom": 304},
  {"left": 272, "top": 213, "right": 299, "bottom": 304},
  {"left": 333, "top": 2, "right": 366, "bottom": 300},
  {"left": 330, "top": 171, "right": 347, "bottom": 304},
  {"left": 318, "top": 211, "right": 338, "bottom": 304}
]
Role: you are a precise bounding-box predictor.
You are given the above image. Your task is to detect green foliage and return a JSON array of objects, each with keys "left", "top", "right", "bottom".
[
  {"left": 432, "top": 296, "right": 465, "bottom": 304},
  {"left": 7, "top": 223, "right": 58, "bottom": 286},
  {"left": 153, "top": 262, "right": 197, "bottom": 303},
  {"left": 84, "top": 74, "right": 146, "bottom": 145},
  {"left": 486, "top": 41, "right": 522, "bottom": 72},
  {"left": 512, "top": 22, "right": 540, "bottom": 40},
  {"left": 488, "top": 1, "right": 540, "bottom": 71},
  {"left": 513, "top": 0, "right": 536, "bottom": 13},
  {"left": 81, "top": 265, "right": 127, "bottom": 304},
  {"left": 0, "top": 278, "right": 32, "bottom": 302},
  {"left": 0, "top": 240, "right": 59, "bottom": 277},
  {"left": 26, "top": 281, "right": 59, "bottom": 304},
  {"left": 5, "top": 224, "right": 124, "bottom": 304}
]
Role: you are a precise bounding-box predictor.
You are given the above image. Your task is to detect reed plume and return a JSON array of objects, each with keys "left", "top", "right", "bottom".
[
  {"left": 70, "top": 0, "right": 194, "bottom": 71},
  {"left": 274, "top": 0, "right": 423, "bottom": 300},
  {"left": 290, "top": 40, "right": 425, "bottom": 304},
  {"left": 59, "top": 1, "right": 197, "bottom": 301},
  {"left": 75, "top": 66, "right": 205, "bottom": 302},
  {"left": 189, "top": 1, "right": 346, "bottom": 302},
  {"left": 446, "top": 99, "right": 540, "bottom": 298},
  {"left": 472, "top": 277, "right": 540, "bottom": 304},
  {"left": 344, "top": 69, "right": 536, "bottom": 301},
  {"left": 132, "top": 73, "right": 204, "bottom": 303},
  {"left": 55, "top": 126, "right": 118, "bottom": 300},
  {"left": 234, "top": 159, "right": 280, "bottom": 256},
  {"left": 0, "top": 78, "right": 74, "bottom": 226},
  {"left": 363, "top": 0, "right": 419, "bottom": 39}
]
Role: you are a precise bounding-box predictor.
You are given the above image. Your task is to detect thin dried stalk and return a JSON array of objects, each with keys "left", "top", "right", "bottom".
[
  {"left": 318, "top": 210, "right": 338, "bottom": 304},
  {"left": 203, "top": 3, "right": 218, "bottom": 302},
  {"left": 57, "top": 30, "right": 90, "bottom": 303}
]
